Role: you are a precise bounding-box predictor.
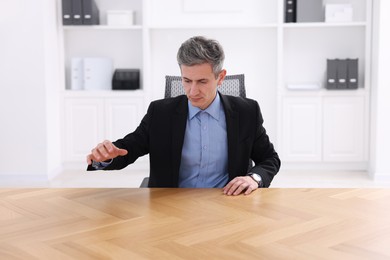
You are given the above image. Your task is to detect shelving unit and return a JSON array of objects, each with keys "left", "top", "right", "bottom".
[
  {"left": 58, "top": 0, "right": 373, "bottom": 172},
  {"left": 278, "top": 0, "right": 372, "bottom": 169}
]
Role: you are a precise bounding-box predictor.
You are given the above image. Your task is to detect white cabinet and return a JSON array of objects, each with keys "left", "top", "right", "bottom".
[
  {"left": 64, "top": 95, "right": 144, "bottom": 162},
  {"left": 282, "top": 97, "right": 322, "bottom": 162},
  {"left": 105, "top": 98, "right": 144, "bottom": 140},
  {"left": 64, "top": 98, "right": 104, "bottom": 161},
  {"left": 323, "top": 96, "right": 365, "bottom": 162},
  {"left": 282, "top": 95, "right": 366, "bottom": 163}
]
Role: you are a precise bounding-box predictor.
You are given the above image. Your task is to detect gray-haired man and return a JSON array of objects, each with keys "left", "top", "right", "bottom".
[{"left": 87, "top": 36, "right": 280, "bottom": 196}]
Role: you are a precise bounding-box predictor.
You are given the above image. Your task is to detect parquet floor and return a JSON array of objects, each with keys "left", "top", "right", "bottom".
[{"left": 0, "top": 188, "right": 389, "bottom": 259}]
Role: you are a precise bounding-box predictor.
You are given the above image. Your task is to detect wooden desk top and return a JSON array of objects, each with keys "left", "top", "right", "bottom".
[{"left": 1, "top": 188, "right": 389, "bottom": 259}]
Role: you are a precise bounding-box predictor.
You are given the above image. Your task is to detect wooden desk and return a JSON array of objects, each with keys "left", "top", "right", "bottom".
[{"left": 1, "top": 188, "right": 389, "bottom": 259}]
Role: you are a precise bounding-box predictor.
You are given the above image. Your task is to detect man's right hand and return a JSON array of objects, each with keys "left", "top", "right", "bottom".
[{"left": 86, "top": 140, "right": 128, "bottom": 165}]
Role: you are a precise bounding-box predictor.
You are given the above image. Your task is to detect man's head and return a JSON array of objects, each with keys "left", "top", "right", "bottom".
[
  {"left": 177, "top": 36, "right": 227, "bottom": 110},
  {"left": 177, "top": 36, "right": 225, "bottom": 77}
]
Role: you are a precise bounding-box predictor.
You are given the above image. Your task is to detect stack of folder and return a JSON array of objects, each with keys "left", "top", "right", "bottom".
[
  {"left": 326, "top": 59, "right": 358, "bottom": 90},
  {"left": 62, "top": 0, "right": 99, "bottom": 25}
]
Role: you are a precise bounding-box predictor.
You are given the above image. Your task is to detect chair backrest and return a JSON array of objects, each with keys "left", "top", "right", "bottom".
[
  {"left": 140, "top": 74, "right": 249, "bottom": 187},
  {"left": 164, "top": 74, "right": 246, "bottom": 98}
]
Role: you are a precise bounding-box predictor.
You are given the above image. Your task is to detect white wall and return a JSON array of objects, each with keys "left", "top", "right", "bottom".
[
  {"left": 370, "top": 0, "right": 390, "bottom": 180},
  {"left": 0, "top": 0, "right": 388, "bottom": 180},
  {"left": 43, "top": 0, "right": 62, "bottom": 178},
  {"left": 0, "top": 0, "right": 61, "bottom": 178}
]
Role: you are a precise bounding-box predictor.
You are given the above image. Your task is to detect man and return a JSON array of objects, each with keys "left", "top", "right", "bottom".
[{"left": 87, "top": 36, "right": 280, "bottom": 196}]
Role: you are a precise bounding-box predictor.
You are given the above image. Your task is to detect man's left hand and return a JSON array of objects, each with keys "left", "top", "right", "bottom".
[{"left": 223, "top": 176, "right": 258, "bottom": 196}]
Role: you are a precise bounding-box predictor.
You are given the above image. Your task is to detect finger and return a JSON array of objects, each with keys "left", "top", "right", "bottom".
[
  {"left": 97, "top": 143, "right": 110, "bottom": 158},
  {"left": 103, "top": 140, "right": 115, "bottom": 153},
  {"left": 223, "top": 179, "right": 239, "bottom": 195},
  {"left": 103, "top": 141, "right": 127, "bottom": 157},
  {"left": 227, "top": 180, "right": 244, "bottom": 196},
  {"left": 91, "top": 147, "right": 107, "bottom": 162},
  {"left": 90, "top": 149, "right": 100, "bottom": 162},
  {"left": 86, "top": 154, "right": 92, "bottom": 165},
  {"left": 233, "top": 182, "right": 249, "bottom": 196},
  {"left": 117, "top": 148, "right": 128, "bottom": 156},
  {"left": 244, "top": 185, "right": 254, "bottom": 195},
  {"left": 223, "top": 181, "right": 234, "bottom": 194}
]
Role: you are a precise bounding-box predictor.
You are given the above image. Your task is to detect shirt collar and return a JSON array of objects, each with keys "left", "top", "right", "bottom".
[{"left": 188, "top": 92, "right": 221, "bottom": 121}]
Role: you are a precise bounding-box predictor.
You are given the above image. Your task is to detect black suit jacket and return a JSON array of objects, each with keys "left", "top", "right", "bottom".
[{"left": 88, "top": 93, "right": 280, "bottom": 187}]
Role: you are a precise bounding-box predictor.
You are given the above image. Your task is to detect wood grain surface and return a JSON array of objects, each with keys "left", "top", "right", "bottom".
[{"left": 1, "top": 188, "right": 389, "bottom": 259}]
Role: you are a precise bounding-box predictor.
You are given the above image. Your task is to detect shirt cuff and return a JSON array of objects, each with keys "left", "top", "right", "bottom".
[{"left": 91, "top": 159, "right": 113, "bottom": 170}]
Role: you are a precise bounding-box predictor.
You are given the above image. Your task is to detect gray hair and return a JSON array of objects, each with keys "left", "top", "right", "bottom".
[{"left": 177, "top": 36, "right": 225, "bottom": 78}]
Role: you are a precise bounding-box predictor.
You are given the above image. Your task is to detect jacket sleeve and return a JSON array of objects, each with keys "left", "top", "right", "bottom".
[
  {"left": 87, "top": 101, "right": 154, "bottom": 171},
  {"left": 250, "top": 101, "right": 281, "bottom": 187}
]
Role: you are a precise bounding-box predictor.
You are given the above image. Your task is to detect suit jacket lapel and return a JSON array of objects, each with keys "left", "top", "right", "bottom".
[
  {"left": 220, "top": 93, "right": 239, "bottom": 179},
  {"left": 171, "top": 96, "right": 188, "bottom": 186}
]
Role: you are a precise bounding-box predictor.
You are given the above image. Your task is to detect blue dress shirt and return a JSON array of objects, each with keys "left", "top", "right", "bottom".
[{"left": 178, "top": 93, "right": 229, "bottom": 188}]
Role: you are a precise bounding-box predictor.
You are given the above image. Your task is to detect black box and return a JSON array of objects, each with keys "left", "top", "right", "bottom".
[{"left": 112, "top": 69, "right": 140, "bottom": 90}]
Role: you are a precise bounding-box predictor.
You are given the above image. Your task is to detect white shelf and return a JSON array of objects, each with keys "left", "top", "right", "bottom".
[
  {"left": 63, "top": 25, "right": 143, "bottom": 30},
  {"left": 282, "top": 22, "right": 367, "bottom": 28},
  {"left": 279, "top": 88, "right": 368, "bottom": 97},
  {"left": 63, "top": 89, "right": 145, "bottom": 98},
  {"left": 149, "top": 24, "right": 278, "bottom": 29}
]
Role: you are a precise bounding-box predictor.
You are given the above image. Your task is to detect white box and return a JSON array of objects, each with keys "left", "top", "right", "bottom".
[
  {"left": 107, "top": 10, "right": 134, "bottom": 26},
  {"left": 325, "top": 4, "right": 353, "bottom": 23}
]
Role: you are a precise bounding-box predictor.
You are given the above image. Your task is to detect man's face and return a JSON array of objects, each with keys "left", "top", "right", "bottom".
[{"left": 181, "top": 63, "right": 226, "bottom": 110}]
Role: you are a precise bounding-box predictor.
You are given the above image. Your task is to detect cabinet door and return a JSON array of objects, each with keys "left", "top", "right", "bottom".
[
  {"left": 64, "top": 98, "right": 104, "bottom": 161},
  {"left": 282, "top": 97, "right": 322, "bottom": 161},
  {"left": 323, "top": 96, "right": 365, "bottom": 162},
  {"left": 105, "top": 97, "right": 145, "bottom": 140}
]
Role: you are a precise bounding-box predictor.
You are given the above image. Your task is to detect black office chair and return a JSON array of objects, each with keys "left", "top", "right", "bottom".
[
  {"left": 164, "top": 74, "right": 246, "bottom": 98},
  {"left": 140, "top": 74, "right": 249, "bottom": 187}
]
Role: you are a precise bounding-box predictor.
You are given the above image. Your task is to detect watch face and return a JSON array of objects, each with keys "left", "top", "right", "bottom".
[{"left": 251, "top": 173, "right": 261, "bottom": 183}]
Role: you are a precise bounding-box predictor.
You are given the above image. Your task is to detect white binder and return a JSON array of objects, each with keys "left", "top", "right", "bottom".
[
  {"left": 70, "top": 57, "right": 84, "bottom": 90},
  {"left": 83, "top": 57, "right": 113, "bottom": 90}
]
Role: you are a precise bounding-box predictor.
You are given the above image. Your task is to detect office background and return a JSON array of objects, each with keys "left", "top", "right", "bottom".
[{"left": 0, "top": 0, "right": 389, "bottom": 187}]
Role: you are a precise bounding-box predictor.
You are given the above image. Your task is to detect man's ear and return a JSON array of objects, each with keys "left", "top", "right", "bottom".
[{"left": 217, "top": 69, "right": 227, "bottom": 85}]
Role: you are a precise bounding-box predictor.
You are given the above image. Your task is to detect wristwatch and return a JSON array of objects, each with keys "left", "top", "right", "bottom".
[{"left": 248, "top": 173, "right": 263, "bottom": 188}]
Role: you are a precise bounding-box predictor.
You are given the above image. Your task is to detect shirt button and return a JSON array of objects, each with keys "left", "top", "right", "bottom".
[
  {"left": 203, "top": 145, "right": 207, "bottom": 150},
  {"left": 203, "top": 126, "right": 207, "bottom": 130}
]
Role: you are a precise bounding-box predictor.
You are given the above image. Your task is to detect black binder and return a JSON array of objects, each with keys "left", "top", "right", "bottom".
[
  {"left": 62, "top": 0, "right": 73, "bottom": 25},
  {"left": 82, "top": 0, "right": 100, "bottom": 25},
  {"left": 72, "top": 0, "right": 83, "bottom": 25},
  {"left": 347, "top": 59, "right": 358, "bottom": 89},
  {"left": 326, "top": 59, "right": 338, "bottom": 89},
  {"left": 285, "top": 0, "right": 297, "bottom": 23},
  {"left": 112, "top": 69, "right": 140, "bottom": 90},
  {"left": 337, "top": 59, "right": 348, "bottom": 89}
]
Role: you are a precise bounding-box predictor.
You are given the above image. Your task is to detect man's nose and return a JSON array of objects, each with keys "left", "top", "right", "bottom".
[{"left": 189, "top": 83, "right": 199, "bottom": 96}]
